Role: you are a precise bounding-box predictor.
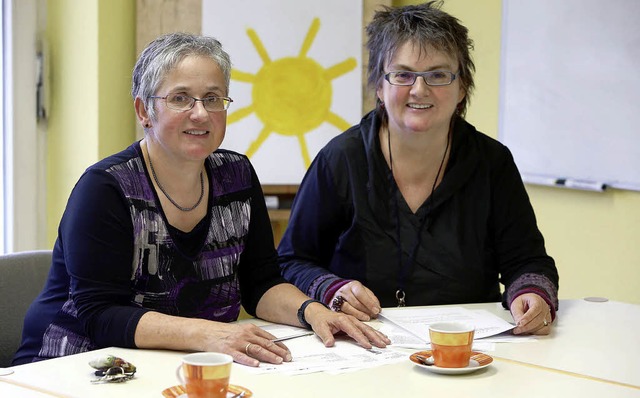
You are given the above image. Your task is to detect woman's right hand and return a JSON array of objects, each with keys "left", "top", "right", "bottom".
[
  {"left": 135, "top": 312, "right": 291, "bottom": 367},
  {"left": 200, "top": 322, "right": 292, "bottom": 367},
  {"left": 329, "top": 281, "right": 382, "bottom": 321}
]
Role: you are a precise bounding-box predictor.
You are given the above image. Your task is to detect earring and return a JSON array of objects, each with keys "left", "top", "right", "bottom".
[{"left": 144, "top": 124, "right": 150, "bottom": 128}]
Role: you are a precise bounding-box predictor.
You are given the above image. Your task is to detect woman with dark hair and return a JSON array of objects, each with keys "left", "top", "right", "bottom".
[{"left": 279, "top": 1, "right": 559, "bottom": 335}]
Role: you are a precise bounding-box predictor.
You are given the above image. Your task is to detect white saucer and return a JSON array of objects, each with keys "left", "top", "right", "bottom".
[{"left": 410, "top": 351, "right": 493, "bottom": 375}]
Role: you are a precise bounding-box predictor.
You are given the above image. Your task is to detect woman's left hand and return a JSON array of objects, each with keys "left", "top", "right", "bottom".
[
  {"left": 510, "top": 293, "right": 553, "bottom": 335},
  {"left": 304, "top": 302, "right": 391, "bottom": 349}
]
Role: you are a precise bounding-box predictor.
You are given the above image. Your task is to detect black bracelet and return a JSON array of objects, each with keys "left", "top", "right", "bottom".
[{"left": 297, "top": 299, "right": 328, "bottom": 329}]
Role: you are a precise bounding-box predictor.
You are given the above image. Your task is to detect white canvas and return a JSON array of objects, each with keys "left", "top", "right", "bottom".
[{"left": 202, "top": 0, "right": 363, "bottom": 184}]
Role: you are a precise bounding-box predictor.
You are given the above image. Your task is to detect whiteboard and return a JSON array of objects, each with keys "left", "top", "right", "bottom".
[{"left": 498, "top": 0, "right": 640, "bottom": 191}]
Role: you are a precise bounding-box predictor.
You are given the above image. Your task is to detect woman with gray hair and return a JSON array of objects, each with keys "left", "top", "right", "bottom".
[
  {"left": 14, "top": 32, "right": 389, "bottom": 367},
  {"left": 279, "top": 1, "right": 559, "bottom": 335}
]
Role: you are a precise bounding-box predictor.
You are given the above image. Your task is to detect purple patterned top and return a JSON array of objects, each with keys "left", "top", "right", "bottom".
[{"left": 14, "top": 142, "right": 283, "bottom": 365}]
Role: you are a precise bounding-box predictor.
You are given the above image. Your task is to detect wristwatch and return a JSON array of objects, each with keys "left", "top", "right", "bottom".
[{"left": 297, "top": 299, "right": 328, "bottom": 329}]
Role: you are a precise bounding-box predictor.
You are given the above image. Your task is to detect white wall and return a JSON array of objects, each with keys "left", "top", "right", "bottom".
[{"left": 3, "top": 0, "right": 48, "bottom": 252}]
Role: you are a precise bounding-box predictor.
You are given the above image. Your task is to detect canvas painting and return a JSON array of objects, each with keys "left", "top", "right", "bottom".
[{"left": 202, "top": 0, "right": 363, "bottom": 184}]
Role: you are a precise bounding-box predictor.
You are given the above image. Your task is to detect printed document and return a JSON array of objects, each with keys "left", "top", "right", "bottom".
[
  {"left": 238, "top": 325, "right": 407, "bottom": 375},
  {"left": 378, "top": 306, "right": 516, "bottom": 349}
]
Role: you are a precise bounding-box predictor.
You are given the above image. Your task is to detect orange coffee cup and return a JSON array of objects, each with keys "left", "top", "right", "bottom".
[
  {"left": 176, "top": 352, "right": 233, "bottom": 398},
  {"left": 428, "top": 322, "right": 475, "bottom": 368}
]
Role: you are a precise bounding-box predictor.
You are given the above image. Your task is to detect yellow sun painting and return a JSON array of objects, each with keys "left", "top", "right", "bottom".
[{"left": 227, "top": 18, "right": 356, "bottom": 168}]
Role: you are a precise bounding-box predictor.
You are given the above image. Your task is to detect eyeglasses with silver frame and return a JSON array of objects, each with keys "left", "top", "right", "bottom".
[
  {"left": 384, "top": 70, "right": 457, "bottom": 87},
  {"left": 150, "top": 93, "right": 233, "bottom": 112}
]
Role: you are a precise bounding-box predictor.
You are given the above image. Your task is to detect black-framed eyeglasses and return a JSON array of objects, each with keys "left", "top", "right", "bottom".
[
  {"left": 384, "top": 71, "right": 457, "bottom": 86},
  {"left": 150, "top": 93, "right": 233, "bottom": 112}
]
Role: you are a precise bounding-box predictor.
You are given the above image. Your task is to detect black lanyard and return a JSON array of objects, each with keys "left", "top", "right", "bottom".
[{"left": 393, "top": 200, "right": 430, "bottom": 307}]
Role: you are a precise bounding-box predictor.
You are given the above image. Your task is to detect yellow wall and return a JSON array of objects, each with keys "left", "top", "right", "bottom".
[
  {"left": 97, "top": 1, "right": 137, "bottom": 159},
  {"left": 46, "top": 0, "right": 98, "bottom": 243},
  {"left": 46, "top": 0, "right": 136, "bottom": 244},
  {"left": 44, "top": 0, "right": 640, "bottom": 304}
]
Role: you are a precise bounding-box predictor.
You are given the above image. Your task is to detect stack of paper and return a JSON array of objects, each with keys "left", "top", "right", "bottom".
[{"left": 240, "top": 325, "right": 407, "bottom": 375}]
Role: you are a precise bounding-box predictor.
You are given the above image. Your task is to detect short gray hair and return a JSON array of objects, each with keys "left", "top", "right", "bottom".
[
  {"left": 131, "top": 32, "right": 232, "bottom": 121},
  {"left": 366, "top": 1, "right": 475, "bottom": 117}
]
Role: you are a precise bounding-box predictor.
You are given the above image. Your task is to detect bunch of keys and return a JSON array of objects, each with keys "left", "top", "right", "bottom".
[
  {"left": 91, "top": 366, "right": 135, "bottom": 384},
  {"left": 89, "top": 355, "right": 136, "bottom": 384}
]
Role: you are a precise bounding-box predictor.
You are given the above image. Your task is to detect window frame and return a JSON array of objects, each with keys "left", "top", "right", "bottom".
[{"left": 2, "top": 0, "right": 46, "bottom": 253}]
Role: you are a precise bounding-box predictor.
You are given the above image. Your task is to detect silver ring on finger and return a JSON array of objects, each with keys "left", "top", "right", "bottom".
[
  {"left": 543, "top": 319, "right": 548, "bottom": 327},
  {"left": 244, "top": 342, "right": 253, "bottom": 356}
]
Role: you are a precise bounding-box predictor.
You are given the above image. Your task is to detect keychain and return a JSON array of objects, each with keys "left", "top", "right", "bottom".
[
  {"left": 89, "top": 355, "right": 136, "bottom": 384},
  {"left": 396, "top": 289, "right": 406, "bottom": 307}
]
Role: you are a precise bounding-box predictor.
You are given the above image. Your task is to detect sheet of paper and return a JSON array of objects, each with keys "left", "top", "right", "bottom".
[
  {"left": 243, "top": 313, "right": 528, "bottom": 374},
  {"left": 260, "top": 324, "right": 311, "bottom": 340},
  {"left": 237, "top": 325, "right": 408, "bottom": 375},
  {"left": 379, "top": 306, "right": 515, "bottom": 347}
]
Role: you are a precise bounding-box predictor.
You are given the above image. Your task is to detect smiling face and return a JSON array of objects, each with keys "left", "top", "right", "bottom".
[
  {"left": 377, "top": 42, "right": 465, "bottom": 137},
  {"left": 137, "top": 55, "right": 228, "bottom": 162}
]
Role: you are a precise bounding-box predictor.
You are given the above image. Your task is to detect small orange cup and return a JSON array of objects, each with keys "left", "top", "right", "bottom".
[
  {"left": 428, "top": 322, "right": 475, "bottom": 368},
  {"left": 176, "top": 352, "right": 233, "bottom": 398}
]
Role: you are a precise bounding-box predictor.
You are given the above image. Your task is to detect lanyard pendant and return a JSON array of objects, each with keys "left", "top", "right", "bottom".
[{"left": 395, "top": 289, "right": 406, "bottom": 307}]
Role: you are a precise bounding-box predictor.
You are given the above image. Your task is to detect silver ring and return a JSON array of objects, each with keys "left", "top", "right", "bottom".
[
  {"left": 244, "top": 343, "right": 253, "bottom": 356},
  {"left": 543, "top": 319, "right": 548, "bottom": 327}
]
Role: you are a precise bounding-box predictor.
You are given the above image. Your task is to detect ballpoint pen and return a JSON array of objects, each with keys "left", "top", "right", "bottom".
[{"left": 270, "top": 330, "right": 315, "bottom": 343}]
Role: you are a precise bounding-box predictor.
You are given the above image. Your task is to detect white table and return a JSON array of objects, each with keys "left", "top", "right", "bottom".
[
  {"left": 487, "top": 299, "right": 640, "bottom": 388},
  {"left": 2, "top": 299, "right": 639, "bottom": 398}
]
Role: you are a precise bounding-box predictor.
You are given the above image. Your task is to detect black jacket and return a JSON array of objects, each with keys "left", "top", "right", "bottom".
[{"left": 278, "top": 111, "right": 558, "bottom": 309}]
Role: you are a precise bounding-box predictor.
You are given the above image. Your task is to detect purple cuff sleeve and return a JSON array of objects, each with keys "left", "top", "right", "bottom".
[
  {"left": 322, "top": 279, "right": 352, "bottom": 305},
  {"left": 506, "top": 273, "right": 559, "bottom": 320}
]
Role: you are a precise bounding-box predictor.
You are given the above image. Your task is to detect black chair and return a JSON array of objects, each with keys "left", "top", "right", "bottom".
[{"left": 0, "top": 250, "right": 52, "bottom": 367}]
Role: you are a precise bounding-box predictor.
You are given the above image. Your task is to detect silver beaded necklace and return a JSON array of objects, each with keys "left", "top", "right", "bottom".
[{"left": 147, "top": 153, "right": 204, "bottom": 212}]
